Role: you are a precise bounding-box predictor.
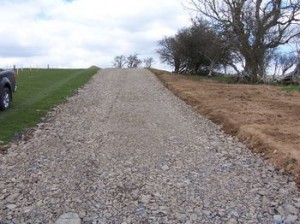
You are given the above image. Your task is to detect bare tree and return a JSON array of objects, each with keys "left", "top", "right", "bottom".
[
  {"left": 280, "top": 54, "right": 298, "bottom": 76},
  {"left": 156, "top": 37, "right": 184, "bottom": 73},
  {"left": 272, "top": 52, "right": 281, "bottom": 77},
  {"left": 112, "top": 55, "right": 127, "bottom": 68},
  {"left": 126, "top": 54, "right": 142, "bottom": 68},
  {"left": 143, "top": 57, "right": 154, "bottom": 68},
  {"left": 273, "top": 49, "right": 298, "bottom": 77},
  {"left": 189, "top": 0, "right": 300, "bottom": 82},
  {"left": 291, "top": 46, "right": 300, "bottom": 82}
]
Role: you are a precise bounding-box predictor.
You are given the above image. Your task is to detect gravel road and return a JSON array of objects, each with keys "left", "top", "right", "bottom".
[{"left": 0, "top": 68, "right": 299, "bottom": 224}]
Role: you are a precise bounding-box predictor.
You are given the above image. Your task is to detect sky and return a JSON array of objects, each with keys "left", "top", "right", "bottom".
[{"left": 0, "top": 0, "right": 192, "bottom": 70}]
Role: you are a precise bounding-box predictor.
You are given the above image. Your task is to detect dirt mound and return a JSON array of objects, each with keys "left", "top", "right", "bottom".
[
  {"left": 153, "top": 70, "right": 300, "bottom": 185},
  {"left": 88, "top": 65, "right": 101, "bottom": 70}
]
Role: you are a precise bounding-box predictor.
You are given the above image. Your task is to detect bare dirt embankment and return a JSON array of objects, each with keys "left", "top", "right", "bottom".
[{"left": 151, "top": 69, "right": 300, "bottom": 184}]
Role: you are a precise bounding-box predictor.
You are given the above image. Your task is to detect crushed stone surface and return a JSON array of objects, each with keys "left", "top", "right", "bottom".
[{"left": 0, "top": 68, "right": 299, "bottom": 223}]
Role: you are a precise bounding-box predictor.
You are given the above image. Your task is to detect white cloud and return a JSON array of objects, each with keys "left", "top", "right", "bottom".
[{"left": 0, "top": 0, "right": 191, "bottom": 69}]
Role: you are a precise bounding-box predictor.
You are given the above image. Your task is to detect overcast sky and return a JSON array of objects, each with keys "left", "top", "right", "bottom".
[{"left": 0, "top": 0, "right": 192, "bottom": 70}]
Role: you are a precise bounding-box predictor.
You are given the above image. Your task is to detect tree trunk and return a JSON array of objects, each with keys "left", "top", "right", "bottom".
[
  {"left": 244, "top": 59, "right": 258, "bottom": 82},
  {"left": 174, "top": 58, "right": 180, "bottom": 73},
  {"left": 208, "top": 60, "right": 216, "bottom": 77},
  {"left": 242, "top": 50, "right": 266, "bottom": 83}
]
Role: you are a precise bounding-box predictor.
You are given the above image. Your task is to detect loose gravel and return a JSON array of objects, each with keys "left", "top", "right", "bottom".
[{"left": 0, "top": 68, "right": 299, "bottom": 224}]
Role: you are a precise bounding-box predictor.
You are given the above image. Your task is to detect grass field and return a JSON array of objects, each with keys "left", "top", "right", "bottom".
[
  {"left": 0, "top": 68, "right": 98, "bottom": 144},
  {"left": 282, "top": 85, "right": 300, "bottom": 91}
]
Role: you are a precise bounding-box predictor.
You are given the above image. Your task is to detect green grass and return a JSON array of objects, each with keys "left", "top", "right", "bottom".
[
  {"left": 281, "top": 85, "right": 300, "bottom": 92},
  {"left": 0, "top": 68, "right": 98, "bottom": 144},
  {"left": 149, "top": 68, "right": 236, "bottom": 83}
]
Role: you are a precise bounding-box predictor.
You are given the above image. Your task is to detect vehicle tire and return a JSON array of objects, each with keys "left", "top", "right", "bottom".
[{"left": 0, "top": 87, "right": 12, "bottom": 111}]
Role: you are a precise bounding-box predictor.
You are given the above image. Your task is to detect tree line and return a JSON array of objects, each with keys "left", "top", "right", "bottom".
[
  {"left": 157, "top": 0, "right": 300, "bottom": 83},
  {"left": 112, "top": 54, "right": 154, "bottom": 69}
]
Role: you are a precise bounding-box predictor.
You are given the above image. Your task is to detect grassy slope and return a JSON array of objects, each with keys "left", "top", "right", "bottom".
[{"left": 0, "top": 68, "right": 98, "bottom": 144}]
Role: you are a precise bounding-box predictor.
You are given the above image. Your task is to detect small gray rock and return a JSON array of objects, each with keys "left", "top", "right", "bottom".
[
  {"left": 279, "top": 188, "right": 289, "bottom": 195},
  {"left": 230, "top": 210, "right": 239, "bottom": 218},
  {"left": 161, "top": 165, "right": 169, "bottom": 171},
  {"left": 273, "top": 215, "right": 283, "bottom": 224},
  {"left": 293, "top": 198, "right": 300, "bottom": 208},
  {"left": 5, "top": 193, "right": 19, "bottom": 202},
  {"left": 258, "top": 190, "right": 267, "bottom": 196},
  {"left": 294, "top": 202, "right": 300, "bottom": 209},
  {"left": 267, "top": 165, "right": 275, "bottom": 172},
  {"left": 203, "top": 210, "right": 211, "bottom": 217},
  {"left": 227, "top": 218, "right": 238, "bottom": 224},
  {"left": 189, "top": 213, "right": 198, "bottom": 221},
  {"left": 79, "top": 211, "right": 86, "bottom": 218},
  {"left": 23, "top": 206, "right": 33, "bottom": 213},
  {"left": 284, "top": 204, "right": 299, "bottom": 215},
  {"left": 6, "top": 204, "right": 17, "bottom": 210},
  {"left": 276, "top": 206, "right": 286, "bottom": 216},
  {"left": 141, "top": 195, "right": 151, "bottom": 204},
  {"left": 285, "top": 215, "right": 298, "bottom": 224},
  {"left": 175, "top": 212, "right": 186, "bottom": 221},
  {"left": 55, "top": 212, "right": 81, "bottom": 224},
  {"left": 240, "top": 176, "right": 248, "bottom": 182}
]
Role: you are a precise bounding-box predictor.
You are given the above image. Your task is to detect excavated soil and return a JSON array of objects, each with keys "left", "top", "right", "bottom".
[{"left": 153, "top": 70, "right": 300, "bottom": 185}]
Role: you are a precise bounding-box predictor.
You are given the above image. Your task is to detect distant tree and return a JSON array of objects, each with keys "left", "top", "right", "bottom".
[
  {"left": 189, "top": 0, "right": 300, "bottom": 82},
  {"left": 188, "top": 19, "right": 234, "bottom": 75},
  {"left": 113, "top": 55, "right": 127, "bottom": 68},
  {"left": 272, "top": 50, "right": 298, "bottom": 76},
  {"left": 291, "top": 46, "right": 300, "bottom": 82},
  {"left": 157, "top": 19, "right": 234, "bottom": 74},
  {"left": 143, "top": 57, "right": 154, "bottom": 68},
  {"left": 127, "top": 54, "right": 142, "bottom": 68},
  {"left": 175, "top": 26, "right": 210, "bottom": 73},
  {"left": 156, "top": 37, "right": 185, "bottom": 73},
  {"left": 279, "top": 54, "right": 298, "bottom": 76}
]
